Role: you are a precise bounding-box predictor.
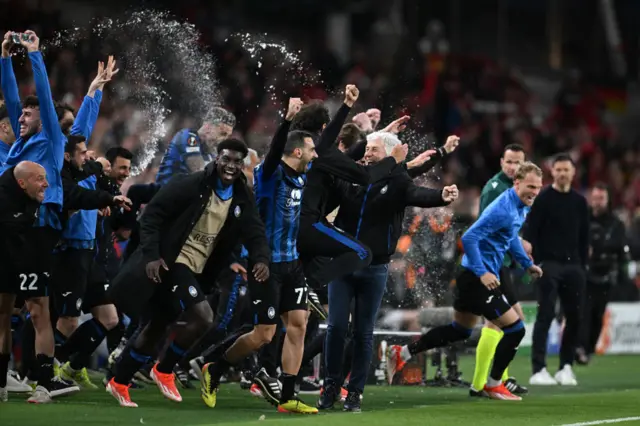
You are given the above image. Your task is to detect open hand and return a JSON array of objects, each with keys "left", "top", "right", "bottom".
[
  {"left": 381, "top": 116, "right": 410, "bottom": 134},
  {"left": 146, "top": 259, "right": 169, "bottom": 283},
  {"left": 252, "top": 262, "right": 269, "bottom": 282},
  {"left": 230, "top": 262, "right": 248, "bottom": 281},
  {"left": 406, "top": 149, "right": 437, "bottom": 169}
]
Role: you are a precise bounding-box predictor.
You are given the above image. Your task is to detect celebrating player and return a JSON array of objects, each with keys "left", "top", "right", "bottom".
[{"left": 386, "top": 162, "right": 544, "bottom": 401}]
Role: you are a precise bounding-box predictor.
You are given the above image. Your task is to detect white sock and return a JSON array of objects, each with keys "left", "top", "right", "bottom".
[
  {"left": 400, "top": 345, "right": 412, "bottom": 362},
  {"left": 486, "top": 377, "right": 501, "bottom": 388}
]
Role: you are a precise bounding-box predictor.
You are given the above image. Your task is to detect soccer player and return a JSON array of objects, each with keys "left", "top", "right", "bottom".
[
  {"left": 155, "top": 107, "right": 235, "bottom": 185},
  {"left": 18, "top": 58, "right": 117, "bottom": 385},
  {"left": 386, "top": 162, "right": 544, "bottom": 401},
  {"left": 200, "top": 95, "right": 327, "bottom": 414},
  {"left": 319, "top": 131, "right": 459, "bottom": 411},
  {"left": 107, "top": 138, "right": 270, "bottom": 408},
  {"left": 55, "top": 146, "right": 133, "bottom": 388},
  {"left": 470, "top": 144, "right": 529, "bottom": 396},
  {"left": 0, "top": 30, "right": 78, "bottom": 402}
]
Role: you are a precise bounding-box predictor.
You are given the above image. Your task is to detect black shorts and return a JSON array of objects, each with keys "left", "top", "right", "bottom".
[
  {"left": 0, "top": 261, "right": 51, "bottom": 300},
  {"left": 1, "top": 271, "right": 51, "bottom": 299},
  {"left": 453, "top": 268, "right": 512, "bottom": 320},
  {"left": 302, "top": 256, "right": 330, "bottom": 305},
  {"left": 144, "top": 262, "right": 207, "bottom": 321},
  {"left": 498, "top": 266, "right": 518, "bottom": 306},
  {"left": 249, "top": 260, "right": 308, "bottom": 325},
  {"left": 52, "top": 249, "right": 95, "bottom": 317}
]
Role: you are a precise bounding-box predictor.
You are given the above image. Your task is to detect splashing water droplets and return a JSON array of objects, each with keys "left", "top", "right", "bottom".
[{"left": 46, "top": 10, "right": 222, "bottom": 175}]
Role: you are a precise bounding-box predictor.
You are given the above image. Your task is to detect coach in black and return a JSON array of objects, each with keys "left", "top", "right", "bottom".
[
  {"left": 523, "top": 153, "right": 589, "bottom": 387},
  {"left": 107, "top": 139, "right": 270, "bottom": 407},
  {"left": 576, "top": 183, "right": 629, "bottom": 365},
  {"left": 317, "top": 131, "right": 458, "bottom": 411}
]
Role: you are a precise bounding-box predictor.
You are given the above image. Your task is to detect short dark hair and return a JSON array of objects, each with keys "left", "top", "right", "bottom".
[
  {"left": 0, "top": 104, "right": 8, "bottom": 121},
  {"left": 284, "top": 130, "right": 315, "bottom": 156},
  {"left": 23, "top": 95, "right": 40, "bottom": 109},
  {"left": 205, "top": 107, "right": 236, "bottom": 128},
  {"left": 552, "top": 152, "right": 575, "bottom": 166},
  {"left": 217, "top": 138, "right": 248, "bottom": 157},
  {"left": 55, "top": 102, "right": 75, "bottom": 122},
  {"left": 503, "top": 143, "right": 525, "bottom": 157},
  {"left": 105, "top": 147, "right": 133, "bottom": 165},
  {"left": 592, "top": 181, "right": 609, "bottom": 192},
  {"left": 338, "top": 123, "right": 363, "bottom": 151},
  {"left": 290, "top": 100, "right": 330, "bottom": 135},
  {"left": 65, "top": 135, "right": 87, "bottom": 155}
]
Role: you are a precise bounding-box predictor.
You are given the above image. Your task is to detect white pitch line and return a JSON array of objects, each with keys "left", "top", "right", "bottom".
[{"left": 558, "top": 416, "right": 640, "bottom": 426}]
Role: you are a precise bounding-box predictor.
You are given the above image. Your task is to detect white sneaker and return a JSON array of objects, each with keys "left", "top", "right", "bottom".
[
  {"left": 27, "top": 385, "right": 52, "bottom": 404},
  {"left": 554, "top": 365, "right": 578, "bottom": 386},
  {"left": 7, "top": 370, "right": 33, "bottom": 393},
  {"left": 0, "top": 387, "right": 8, "bottom": 402},
  {"left": 529, "top": 368, "right": 558, "bottom": 385}
]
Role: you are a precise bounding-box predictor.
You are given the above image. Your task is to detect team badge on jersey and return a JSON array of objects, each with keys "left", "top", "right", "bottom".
[
  {"left": 234, "top": 205, "right": 241, "bottom": 217},
  {"left": 380, "top": 185, "right": 388, "bottom": 194},
  {"left": 76, "top": 298, "right": 83, "bottom": 311},
  {"left": 187, "top": 135, "right": 199, "bottom": 147},
  {"left": 189, "top": 286, "right": 198, "bottom": 297},
  {"left": 268, "top": 307, "right": 276, "bottom": 319}
]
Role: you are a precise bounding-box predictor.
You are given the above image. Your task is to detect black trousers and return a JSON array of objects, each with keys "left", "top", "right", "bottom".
[
  {"left": 531, "top": 261, "right": 586, "bottom": 374},
  {"left": 579, "top": 280, "right": 611, "bottom": 355}
]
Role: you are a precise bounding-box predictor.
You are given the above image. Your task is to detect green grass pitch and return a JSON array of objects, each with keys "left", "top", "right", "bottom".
[{"left": 1, "top": 354, "right": 639, "bottom": 426}]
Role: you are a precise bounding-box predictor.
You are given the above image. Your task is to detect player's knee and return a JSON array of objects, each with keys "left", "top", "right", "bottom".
[
  {"left": 500, "top": 320, "right": 525, "bottom": 345},
  {"left": 97, "top": 311, "right": 120, "bottom": 331},
  {"left": 253, "top": 324, "right": 276, "bottom": 346}
]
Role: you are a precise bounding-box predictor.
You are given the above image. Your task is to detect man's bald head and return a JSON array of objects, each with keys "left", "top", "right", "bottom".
[{"left": 14, "top": 161, "right": 48, "bottom": 202}]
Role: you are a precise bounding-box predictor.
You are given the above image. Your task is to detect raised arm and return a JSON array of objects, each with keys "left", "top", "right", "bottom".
[
  {"left": 72, "top": 57, "right": 117, "bottom": 139},
  {"left": 260, "top": 98, "right": 302, "bottom": 179},
  {"left": 315, "top": 85, "right": 358, "bottom": 155},
  {"left": 1, "top": 33, "right": 22, "bottom": 135},
  {"left": 407, "top": 135, "right": 459, "bottom": 179},
  {"left": 23, "top": 33, "right": 64, "bottom": 171}
]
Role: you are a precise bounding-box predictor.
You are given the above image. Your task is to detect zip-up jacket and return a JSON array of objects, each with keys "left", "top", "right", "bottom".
[
  {"left": 334, "top": 163, "right": 449, "bottom": 265},
  {"left": 109, "top": 162, "right": 270, "bottom": 318},
  {"left": 0, "top": 166, "right": 57, "bottom": 273}
]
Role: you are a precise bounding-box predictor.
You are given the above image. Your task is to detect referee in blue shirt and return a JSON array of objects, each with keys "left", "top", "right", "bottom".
[{"left": 386, "top": 162, "right": 544, "bottom": 401}]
